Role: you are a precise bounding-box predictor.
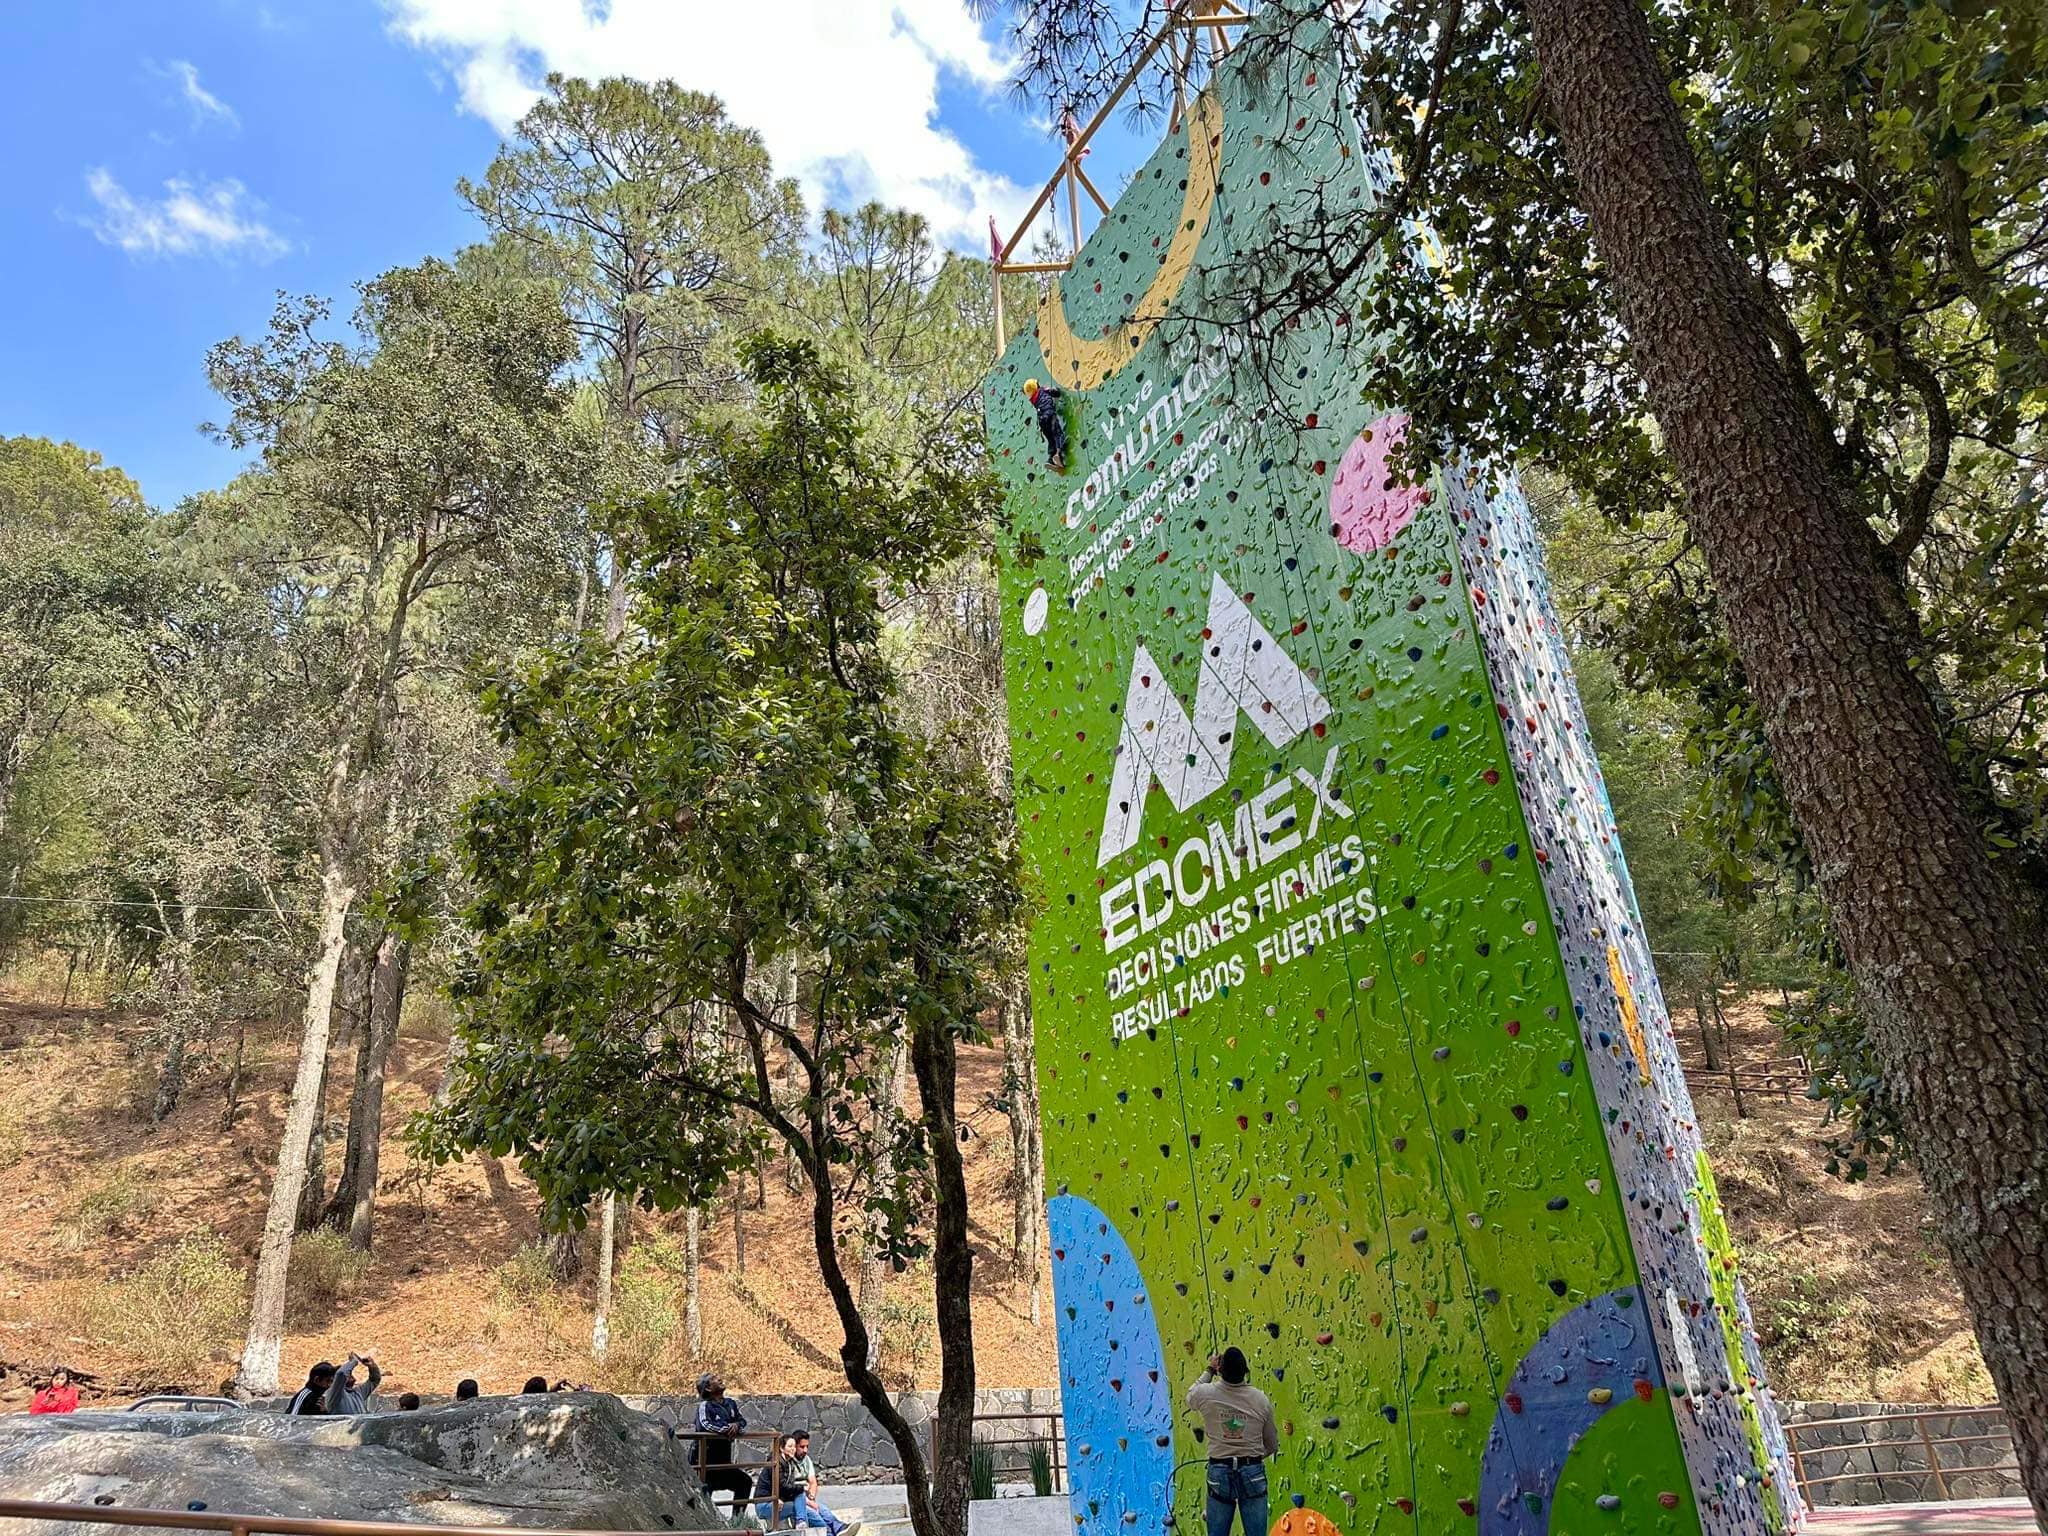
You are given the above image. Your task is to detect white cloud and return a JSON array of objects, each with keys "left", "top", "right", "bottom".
[
  {"left": 155, "top": 59, "right": 241, "bottom": 127},
  {"left": 82, "top": 169, "right": 289, "bottom": 260},
  {"left": 382, "top": 0, "right": 1034, "bottom": 250}
]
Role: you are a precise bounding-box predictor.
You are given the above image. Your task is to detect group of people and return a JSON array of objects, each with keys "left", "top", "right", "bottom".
[
  {"left": 286, "top": 1359, "right": 592, "bottom": 1416},
  {"left": 28, "top": 1343, "right": 1275, "bottom": 1536},
  {"left": 689, "top": 1374, "right": 862, "bottom": 1536}
]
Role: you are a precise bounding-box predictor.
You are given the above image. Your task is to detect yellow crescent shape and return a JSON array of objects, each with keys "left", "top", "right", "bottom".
[{"left": 1036, "top": 91, "right": 1224, "bottom": 393}]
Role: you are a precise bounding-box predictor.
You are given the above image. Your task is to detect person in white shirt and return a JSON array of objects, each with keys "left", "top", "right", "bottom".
[{"left": 1185, "top": 1347, "right": 1277, "bottom": 1536}]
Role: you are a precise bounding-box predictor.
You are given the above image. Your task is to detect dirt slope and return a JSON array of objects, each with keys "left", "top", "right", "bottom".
[
  {"left": 0, "top": 979, "right": 1053, "bottom": 1409},
  {"left": 0, "top": 979, "right": 1990, "bottom": 1411}
]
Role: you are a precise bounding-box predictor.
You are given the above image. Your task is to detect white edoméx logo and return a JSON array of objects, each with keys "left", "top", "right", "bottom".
[{"left": 1099, "top": 575, "right": 1333, "bottom": 867}]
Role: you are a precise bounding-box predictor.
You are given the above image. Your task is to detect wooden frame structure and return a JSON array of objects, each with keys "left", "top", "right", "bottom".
[{"left": 989, "top": 0, "right": 1253, "bottom": 357}]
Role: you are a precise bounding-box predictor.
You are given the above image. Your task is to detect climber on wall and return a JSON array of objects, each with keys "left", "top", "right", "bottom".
[
  {"left": 1024, "top": 378, "right": 1067, "bottom": 472},
  {"left": 1185, "top": 1347, "right": 1276, "bottom": 1536}
]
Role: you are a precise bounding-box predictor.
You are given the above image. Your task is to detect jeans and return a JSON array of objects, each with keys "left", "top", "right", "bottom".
[
  {"left": 755, "top": 1495, "right": 845, "bottom": 1535},
  {"left": 1204, "top": 1460, "right": 1268, "bottom": 1536}
]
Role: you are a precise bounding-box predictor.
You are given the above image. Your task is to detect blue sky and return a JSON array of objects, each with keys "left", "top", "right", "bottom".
[{"left": 2, "top": 0, "right": 1136, "bottom": 507}]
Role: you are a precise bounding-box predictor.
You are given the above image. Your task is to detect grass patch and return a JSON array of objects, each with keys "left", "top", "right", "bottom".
[
  {"left": 970, "top": 1440, "right": 998, "bottom": 1501},
  {"left": 592, "top": 1243, "right": 681, "bottom": 1393},
  {"left": 495, "top": 1240, "right": 562, "bottom": 1306},
  {"left": 89, "top": 1234, "right": 247, "bottom": 1385},
  {"left": 58, "top": 1165, "right": 162, "bottom": 1251},
  {"left": 289, "top": 1228, "right": 372, "bottom": 1321},
  {"left": 0, "top": 1104, "right": 24, "bottom": 1173},
  {"left": 1739, "top": 1244, "right": 1886, "bottom": 1394}
]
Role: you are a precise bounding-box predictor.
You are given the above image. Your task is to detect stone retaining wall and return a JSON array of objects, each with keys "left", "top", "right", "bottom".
[
  {"left": 630, "top": 1389, "right": 1063, "bottom": 1485},
  {"left": 1781, "top": 1401, "right": 2021, "bottom": 1507}
]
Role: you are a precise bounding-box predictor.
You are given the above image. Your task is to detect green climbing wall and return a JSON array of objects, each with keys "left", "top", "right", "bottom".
[{"left": 982, "top": 13, "right": 1800, "bottom": 1536}]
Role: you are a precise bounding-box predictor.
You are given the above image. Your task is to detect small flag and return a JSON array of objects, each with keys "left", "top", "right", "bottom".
[{"left": 989, "top": 215, "right": 1004, "bottom": 262}]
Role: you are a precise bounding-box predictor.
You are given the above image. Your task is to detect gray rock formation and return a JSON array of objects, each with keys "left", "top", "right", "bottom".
[{"left": 0, "top": 1393, "right": 735, "bottom": 1533}]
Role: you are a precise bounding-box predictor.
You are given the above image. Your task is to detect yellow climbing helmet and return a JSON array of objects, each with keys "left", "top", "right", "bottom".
[{"left": 1023, "top": 378, "right": 1040, "bottom": 397}]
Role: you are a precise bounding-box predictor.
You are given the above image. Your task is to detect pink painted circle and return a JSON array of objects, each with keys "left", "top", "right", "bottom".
[{"left": 1328, "top": 412, "right": 1428, "bottom": 552}]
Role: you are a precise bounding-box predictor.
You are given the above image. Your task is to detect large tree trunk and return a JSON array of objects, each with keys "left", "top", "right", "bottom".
[
  {"left": 294, "top": 1053, "right": 335, "bottom": 1234},
  {"left": 591, "top": 1192, "right": 617, "bottom": 1361},
  {"left": 1000, "top": 980, "right": 1045, "bottom": 1328},
  {"left": 298, "top": 940, "right": 368, "bottom": 1231},
  {"left": 858, "top": 1035, "right": 909, "bottom": 1371},
  {"left": 150, "top": 878, "right": 201, "bottom": 1127},
  {"left": 746, "top": 1005, "right": 951, "bottom": 1536},
  {"left": 234, "top": 852, "right": 356, "bottom": 1396},
  {"left": 545, "top": 1225, "right": 583, "bottom": 1281},
  {"left": 1519, "top": 0, "right": 2048, "bottom": 1511},
  {"left": 326, "top": 933, "right": 407, "bottom": 1249},
  {"left": 684, "top": 1205, "right": 703, "bottom": 1355},
  {"left": 908, "top": 1015, "right": 976, "bottom": 1536}
]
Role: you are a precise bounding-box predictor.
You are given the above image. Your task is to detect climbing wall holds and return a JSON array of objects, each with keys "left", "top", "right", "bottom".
[
  {"left": 1328, "top": 415, "right": 1425, "bottom": 554},
  {"left": 1050, "top": 1194, "right": 1175, "bottom": 1536},
  {"left": 984, "top": 12, "right": 1797, "bottom": 1536}
]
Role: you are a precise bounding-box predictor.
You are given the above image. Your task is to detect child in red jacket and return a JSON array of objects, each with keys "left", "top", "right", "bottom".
[{"left": 29, "top": 1367, "right": 78, "bottom": 1414}]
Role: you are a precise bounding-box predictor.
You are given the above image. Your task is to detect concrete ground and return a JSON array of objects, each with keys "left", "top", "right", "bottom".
[
  {"left": 804, "top": 1486, "right": 1059, "bottom": 1534},
  {"left": 1805, "top": 1500, "right": 2041, "bottom": 1536},
  {"left": 803, "top": 1491, "right": 2042, "bottom": 1536}
]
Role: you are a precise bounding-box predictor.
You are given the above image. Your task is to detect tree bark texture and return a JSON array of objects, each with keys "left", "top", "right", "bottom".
[
  {"left": 1518, "top": 0, "right": 2048, "bottom": 1510},
  {"left": 684, "top": 1204, "right": 704, "bottom": 1355},
  {"left": 909, "top": 1016, "right": 976, "bottom": 1536},
  {"left": 1001, "top": 981, "right": 1046, "bottom": 1328},
  {"left": 592, "top": 1191, "right": 617, "bottom": 1361},
  {"left": 326, "top": 933, "right": 407, "bottom": 1249},
  {"left": 234, "top": 854, "right": 356, "bottom": 1395},
  {"left": 859, "top": 1035, "right": 909, "bottom": 1371},
  {"left": 294, "top": 1051, "right": 335, "bottom": 1235}
]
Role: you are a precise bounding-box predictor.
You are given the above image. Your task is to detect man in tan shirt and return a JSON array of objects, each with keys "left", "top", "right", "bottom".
[{"left": 1185, "top": 1347, "right": 1277, "bottom": 1536}]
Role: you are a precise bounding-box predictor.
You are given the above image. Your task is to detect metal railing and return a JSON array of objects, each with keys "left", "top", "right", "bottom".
[
  {"left": 126, "top": 1397, "right": 241, "bottom": 1414},
  {"left": 933, "top": 1408, "right": 1067, "bottom": 1494},
  {"left": 668, "top": 1426, "right": 782, "bottom": 1514},
  {"left": 1784, "top": 1406, "right": 2021, "bottom": 1504}
]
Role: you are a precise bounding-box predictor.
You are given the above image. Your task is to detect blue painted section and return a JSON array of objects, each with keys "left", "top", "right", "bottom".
[
  {"left": 1478, "top": 1286, "right": 1666, "bottom": 1536},
  {"left": 1048, "top": 1194, "right": 1175, "bottom": 1536}
]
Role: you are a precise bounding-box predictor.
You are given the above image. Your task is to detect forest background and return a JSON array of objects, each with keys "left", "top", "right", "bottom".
[{"left": 0, "top": 16, "right": 2033, "bottom": 1435}]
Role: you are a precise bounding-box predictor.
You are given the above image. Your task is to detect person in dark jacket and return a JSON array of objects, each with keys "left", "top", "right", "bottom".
[
  {"left": 1023, "top": 378, "right": 1067, "bottom": 471},
  {"left": 286, "top": 1362, "right": 338, "bottom": 1416},
  {"left": 691, "top": 1374, "right": 754, "bottom": 1510}
]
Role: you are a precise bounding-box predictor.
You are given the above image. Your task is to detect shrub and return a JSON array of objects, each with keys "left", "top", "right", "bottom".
[
  {"left": 594, "top": 1255, "right": 679, "bottom": 1393},
  {"left": 495, "top": 1240, "right": 561, "bottom": 1306},
  {"left": 969, "top": 1440, "right": 998, "bottom": 1502},
  {"left": 289, "top": 1229, "right": 372, "bottom": 1319},
  {"left": 1027, "top": 1440, "right": 1054, "bottom": 1497},
  {"left": 91, "top": 1234, "right": 247, "bottom": 1383},
  {"left": 58, "top": 1165, "right": 162, "bottom": 1251},
  {"left": 875, "top": 1285, "right": 935, "bottom": 1388}
]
